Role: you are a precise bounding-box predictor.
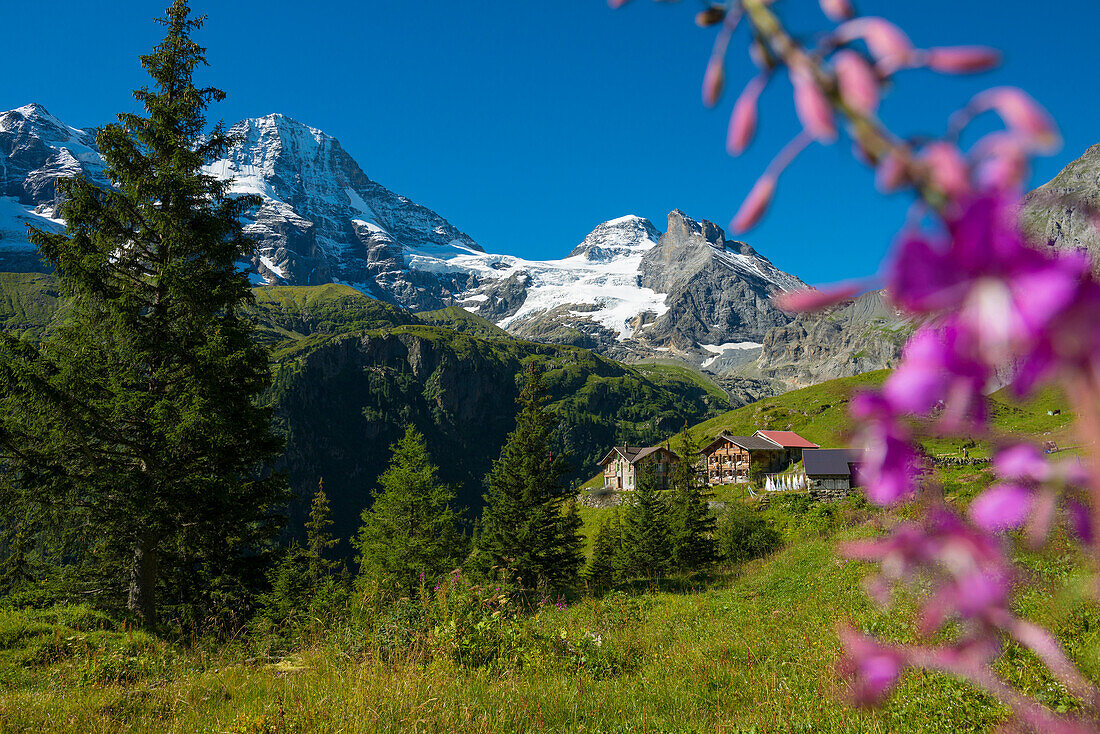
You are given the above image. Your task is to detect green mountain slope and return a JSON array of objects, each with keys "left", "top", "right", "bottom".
[{"left": 0, "top": 275, "right": 726, "bottom": 544}]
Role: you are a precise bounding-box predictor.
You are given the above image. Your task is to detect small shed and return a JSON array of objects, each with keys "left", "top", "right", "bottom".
[{"left": 803, "top": 448, "right": 864, "bottom": 495}]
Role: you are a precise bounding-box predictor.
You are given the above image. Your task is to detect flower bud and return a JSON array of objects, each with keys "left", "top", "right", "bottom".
[
  {"left": 919, "top": 142, "right": 970, "bottom": 199},
  {"left": 923, "top": 46, "right": 1001, "bottom": 74},
  {"left": 695, "top": 7, "right": 726, "bottom": 27},
  {"left": 791, "top": 69, "right": 837, "bottom": 143},
  {"left": 819, "top": 0, "right": 855, "bottom": 22},
  {"left": 774, "top": 283, "right": 862, "bottom": 313},
  {"left": 702, "top": 56, "right": 725, "bottom": 108},
  {"left": 607, "top": 0, "right": 631, "bottom": 7},
  {"left": 731, "top": 174, "right": 777, "bottom": 232},
  {"left": 971, "top": 87, "right": 1060, "bottom": 153},
  {"left": 727, "top": 75, "right": 766, "bottom": 155},
  {"left": 836, "top": 17, "right": 914, "bottom": 74},
  {"left": 875, "top": 149, "right": 908, "bottom": 192},
  {"left": 834, "top": 50, "right": 879, "bottom": 115}
]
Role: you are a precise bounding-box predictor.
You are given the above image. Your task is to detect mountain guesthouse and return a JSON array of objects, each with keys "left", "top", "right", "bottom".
[{"left": 598, "top": 445, "right": 681, "bottom": 490}]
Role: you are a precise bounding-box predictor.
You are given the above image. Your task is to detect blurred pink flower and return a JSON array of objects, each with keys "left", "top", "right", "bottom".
[
  {"left": 970, "top": 483, "right": 1035, "bottom": 532},
  {"left": 730, "top": 174, "right": 777, "bottom": 232},
  {"left": 919, "top": 142, "right": 971, "bottom": 199},
  {"left": 881, "top": 323, "right": 989, "bottom": 420},
  {"left": 834, "top": 50, "right": 880, "bottom": 115},
  {"left": 773, "top": 283, "right": 861, "bottom": 312},
  {"left": 838, "top": 628, "right": 905, "bottom": 706},
  {"left": 819, "top": 0, "right": 855, "bottom": 22},
  {"left": 727, "top": 74, "right": 766, "bottom": 155},
  {"left": 875, "top": 149, "right": 909, "bottom": 192},
  {"left": 703, "top": 56, "right": 725, "bottom": 107},
  {"left": 791, "top": 69, "right": 837, "bottom": 142},
  {"left": 851, "top": 392, "right": 922, "bottom": 505},
  {"left": 971, "top": 87, "right": 1060, "bottom": 153},
  {"left": 836, "top": 17, "right": 914, "bottom": 74},
  {"left": 923, "top": 46, "right": 1001, "bottom": 74}
]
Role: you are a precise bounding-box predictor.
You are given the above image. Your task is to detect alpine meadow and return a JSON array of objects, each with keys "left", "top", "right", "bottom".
[{"left": 3, "top": 1, "right": 1100, "bottom": 733}]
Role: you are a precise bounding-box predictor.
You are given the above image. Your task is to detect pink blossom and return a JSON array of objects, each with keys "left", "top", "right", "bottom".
[
  {"left": 791, "top": 69, "right": 837, "bottom": 143},
  {"left": 881, "top": 323, "right": 989, "bottom": 420},
  {"left": 838, "top": 628, "right": 905, "bottom": 706},
  {"left": 727, "top": 75, "right": 766, "bottom": 155},
  {"left": 970, "top": 483, "right": 1035, "bottom": 532},
  {"left": 773, "top": 283, "right": 861, "bottom": 313},
  {"left": 834, "top": 50, "right": 879, "bottom": 115},
  {"left": 607, "top": 0, "right": 631, "bottom": 8},
  {"left": 972, "top": 132, "right": 1030, "bottom": 191},
  {"left": 923, "top": 46, "right": 1002, "bottom": 74},
  {"left": 851, "top": 392, "right": 921, "bottom": 505},
  {"left": 970, "top": 87, "right": 1060, "bottom": 153},
  {"left": 730, "top": 174, "right": 777, "bottom": 232},
  {"left": 994, "top": 444, "right": 1050, "bottom": 483},
  {"left": 819, "top": 0, "right": 855, "bottom": 22},
  {"left": 919, "top": 142, "right": 970, "bottom": 200},
  {"left": 835, "top": 17, "right": 914, "bottom": 74},
  {"left": 703, "top": 56, "right": 725, "bottom": 107},
  {"left": 875, "top": 149, "right": 908, "bottom": 192}
]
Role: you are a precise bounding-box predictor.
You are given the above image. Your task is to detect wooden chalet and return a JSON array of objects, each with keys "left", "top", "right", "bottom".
[
  {"left": 598, "top": 445, "right": 680, "bottom": 490},
  {"left": 698, "top": 432, "right": 785, "bottom": 486},
  {"left": 752, "top": 430, "right": 820, "bottom": 463}
]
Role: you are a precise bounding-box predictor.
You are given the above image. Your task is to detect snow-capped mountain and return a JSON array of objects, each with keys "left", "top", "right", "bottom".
[{"left": 0, "top": 103, "right": 808, "bottom": 370}]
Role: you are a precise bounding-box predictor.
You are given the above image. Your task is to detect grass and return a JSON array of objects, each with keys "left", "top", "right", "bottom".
[{"left": 4, "top": 524, "right": 1096, "bottom": 734}]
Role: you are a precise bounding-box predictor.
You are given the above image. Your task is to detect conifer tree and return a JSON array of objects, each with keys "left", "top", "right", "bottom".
[
  {"left": 586, "top": 514, "right": 620, "bottom": 590},
  {"left": 479, "top": 362, "right": 583, "bottom": 591},
  {"left": 0, "top": 1, "right": 285, "bottom": 626},
  {"left": 619, "top": 464, "right": 673, "bottom": 578},
  {"left": 354, "top": 426, "right": 462, "bottom": 595},
  {"left": 305, "top": 479, "right": 339, "bottom": 582},
  {"left": 667, "top": 429, "right": 717, "bottom": 571}
]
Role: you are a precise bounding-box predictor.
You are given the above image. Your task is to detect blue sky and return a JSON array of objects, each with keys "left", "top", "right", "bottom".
[{"left": 3, "top": 0, "right": 1099, "bottom": 284}]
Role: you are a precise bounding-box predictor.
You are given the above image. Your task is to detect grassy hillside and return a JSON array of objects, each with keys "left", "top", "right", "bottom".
[
  {"left": 3, "top": 528, "right": 1094, "bottom": 733},
  {"left": 0, "top": 272, "right": 64, "bottom": 338},
  {"left": 417, "top": 306, "right": 512, "bottom": 339}
]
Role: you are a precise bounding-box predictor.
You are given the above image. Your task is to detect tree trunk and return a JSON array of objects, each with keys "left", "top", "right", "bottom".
[{"left": 128, "top": 530, "right": 158, "bottom": 628}]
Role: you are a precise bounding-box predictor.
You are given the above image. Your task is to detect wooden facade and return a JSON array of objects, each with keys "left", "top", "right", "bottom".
[
  {"left": 599, "top": 446, "right": 680, "bottom": 490},
  {"left": 698, "top": 433, "right": 785, "bottom": 486}
]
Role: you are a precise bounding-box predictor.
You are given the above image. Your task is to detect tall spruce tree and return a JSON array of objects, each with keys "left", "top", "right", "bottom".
[
  {"left": 479, "top": 362, "right": 583, "bottom": 591},
  {"left": 586, "top": 514, "right": 621, "bottom": 590},
  {"left": 619, "top": 464, "right": 672, "bottom": 578},
  {"left": 667, "top": 429, "right": 717, "bottom": 571},
  {"left": 0, "top": 1, "right": 285, "bottom": 626},
  {"left": 354, "top": 426, "right": 462, "bottom": 595},
  {"left": 305, "top": 479, "right": 339, "bottom": 582}
]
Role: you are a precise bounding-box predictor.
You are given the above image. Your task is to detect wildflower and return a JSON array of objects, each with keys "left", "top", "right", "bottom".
[
  {"left": 703, "top": 56, "right": 725, "bottom": 108},
  {"left": 881, "top": 323, "right": 989, "bottom": 423},
  {"left": 969, "top": 87, "right": 1060, "bottom": 152},
  {"left": 835, "top": 17, "right": 914, "bottom": 74},
  {"left": 922, "top": 46, "right": 1002, "bottom": 74},
  {"left": 731, "top": 174, "right": 777, "bottom": 232},
  {"left": 850, "top": 392, "right": 922, "bottom": 505},
  {"left": 791, "top": 68, "right": 837, "bottom": 142},
  {"left": 834, "top": 50, "right": 880, "bottom": 115},
  {"left": 773, "top": 283, "right": 861, "bottom": 313},
  {"left": 727, "top": 74, "right": 766, "bottom": 155},
  {"left": 837, "top": 627, "right": 905, "bottom": 706},
  {"left": 875, "top": 149, "right": 909, "bottom": 192},
  {"left": 919, "top": 142, "right": 971, "bottom": 200},
  {"left": 819, "top": 0, "right": 854, "bottom": 22}
]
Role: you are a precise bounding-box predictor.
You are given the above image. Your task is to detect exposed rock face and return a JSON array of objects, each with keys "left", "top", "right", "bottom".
[
  {"left": 2, "top": 104, "right": 906, "bottom": 386},
  {"left": 1022, "top": 143, "right": 1100, "bottom": 265},
  {"left": 207, "top": 114, "right": 482, "bottom": 307},
  {"left": 0, "top": 104, "right": 106, "bottom": 270},
  {"left": 749, "top": 289, "right": 909, "bottom": 391},
  {"left": 638, "top": 210, "right": 803, "bottom": 352}
]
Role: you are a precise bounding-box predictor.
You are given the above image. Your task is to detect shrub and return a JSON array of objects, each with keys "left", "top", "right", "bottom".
[{"left": 717, "top": 504, "right": 782, "bottom": 564}]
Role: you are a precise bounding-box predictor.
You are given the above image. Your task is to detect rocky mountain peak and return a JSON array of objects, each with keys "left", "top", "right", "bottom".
[{"left": 566, "top": 214, "right": 661, "bottom": 260}]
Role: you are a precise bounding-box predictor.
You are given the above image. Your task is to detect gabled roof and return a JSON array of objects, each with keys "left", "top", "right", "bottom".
[
  {"left": 754, "top": 430, "right": 820, "bottom": 449},
  {"left": 699, "top": 431, "right": 783, "bottom": 454},
  {"left": 803, "top": 448, "right": 865, "bottom": 476},
  {"left": 598, "top": 445, "right": 679, "bottom": 466}
]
